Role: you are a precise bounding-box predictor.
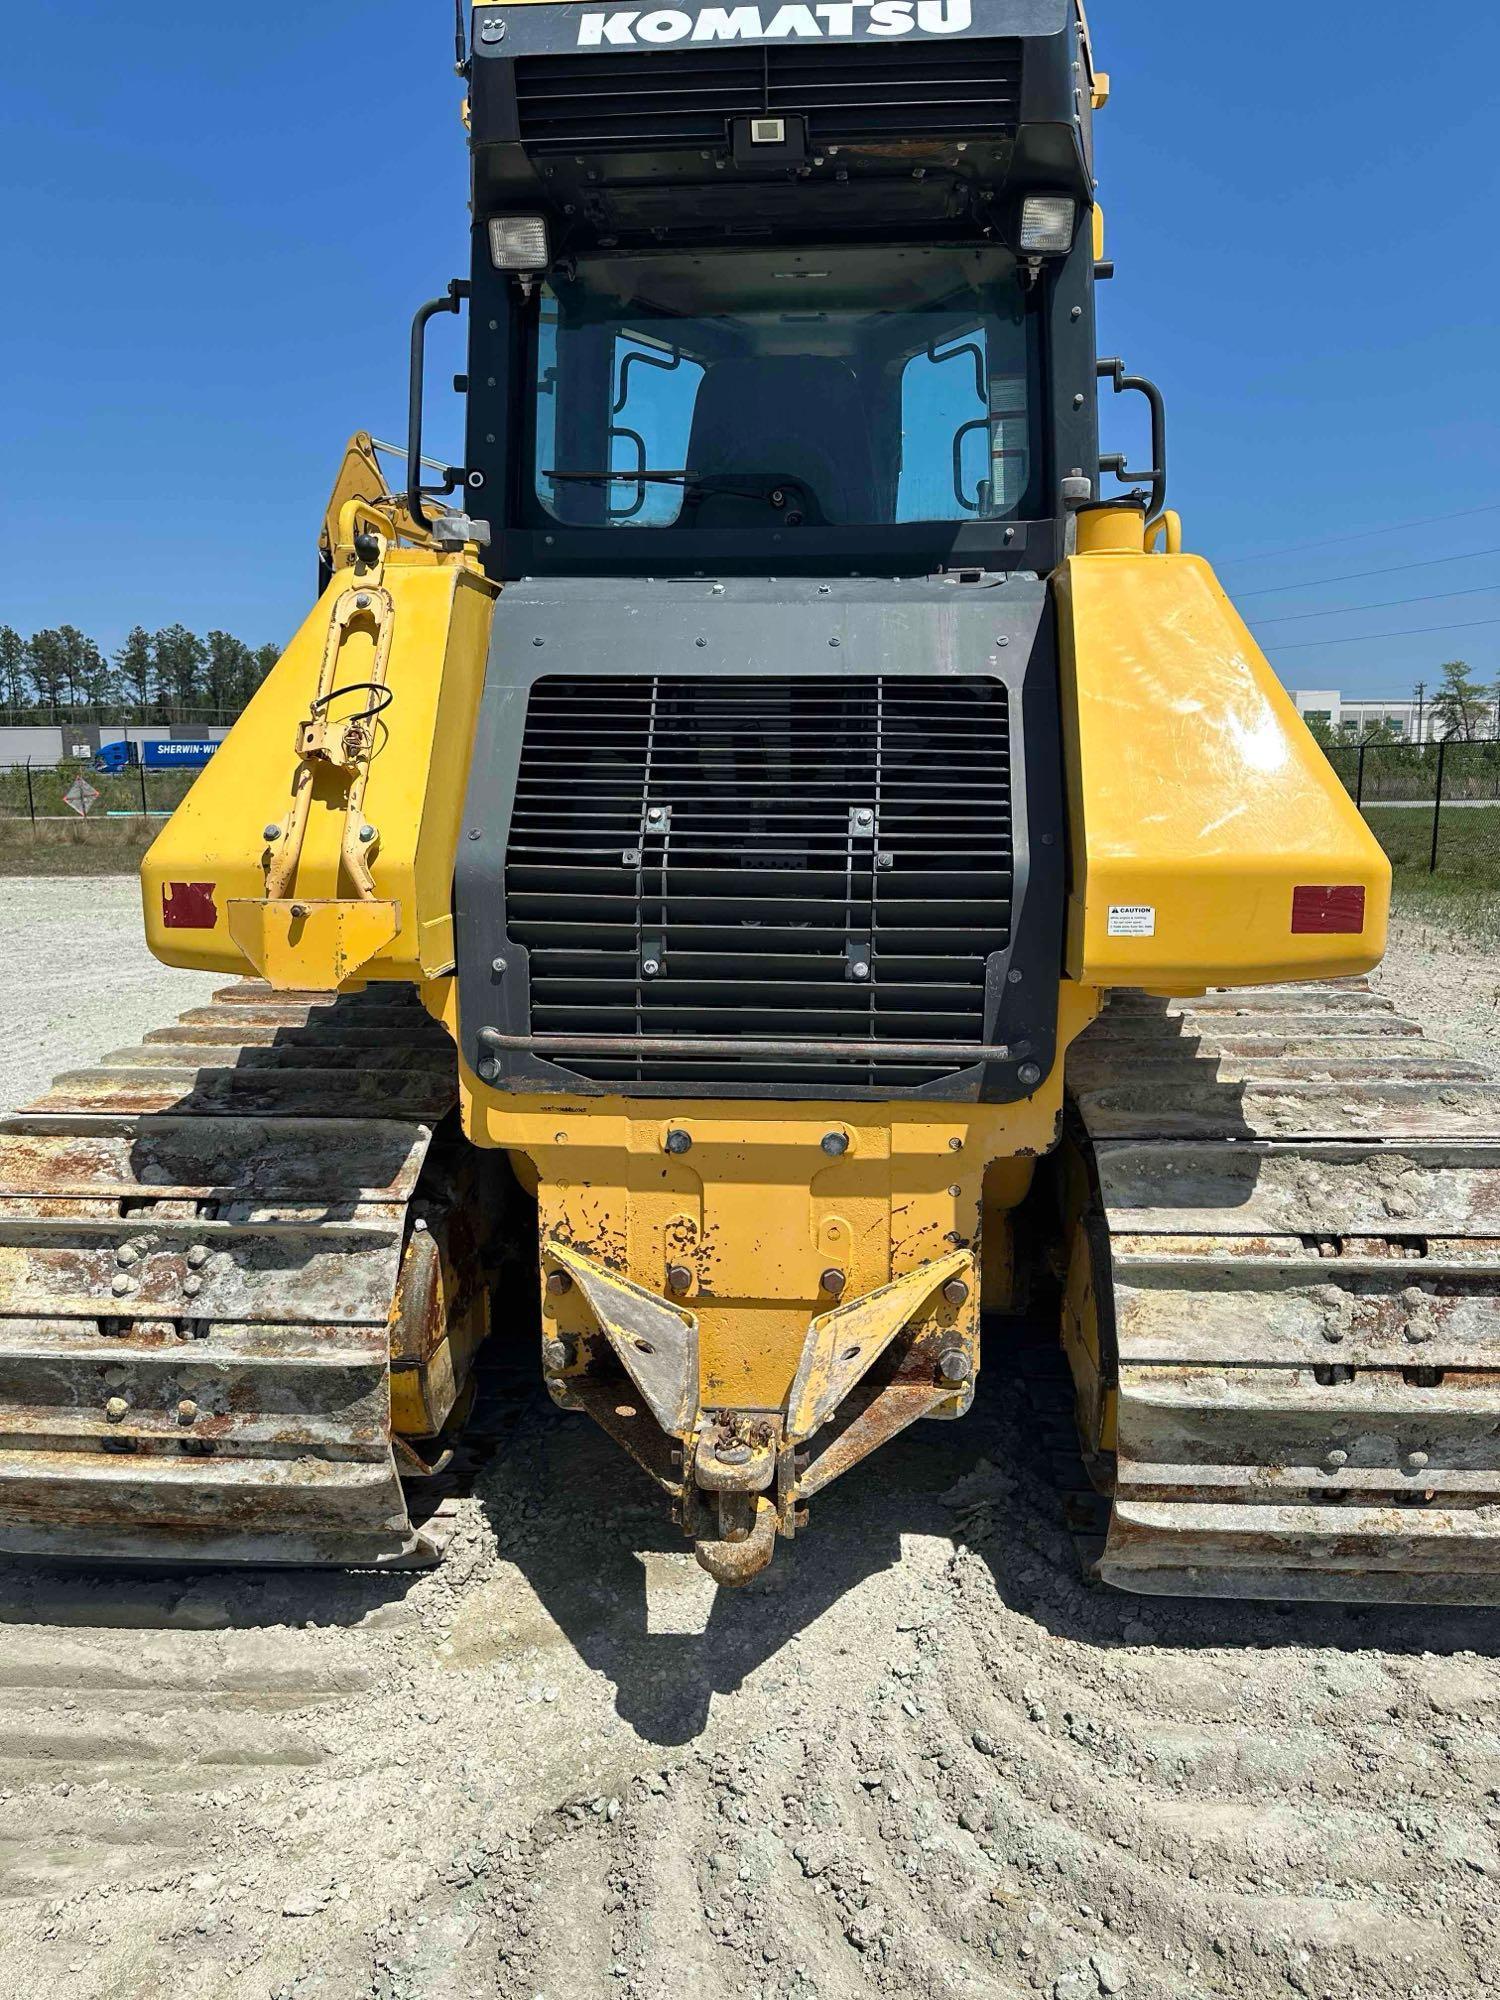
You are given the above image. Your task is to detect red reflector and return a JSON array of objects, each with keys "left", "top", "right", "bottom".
[
  {"left": 161, "top": 881, "right": 218, "bottom": 930},
  {"left": 1291, "top": 885, "right": 1366, "bottom": 935}
]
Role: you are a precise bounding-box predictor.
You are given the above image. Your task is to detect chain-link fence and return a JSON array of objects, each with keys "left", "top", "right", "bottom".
[
  {"left": 1326, "top": 739, "right": 1500, "bottom": 872},
  {"left": 0, "top": 760, "right": 198, "bottom": 826}
]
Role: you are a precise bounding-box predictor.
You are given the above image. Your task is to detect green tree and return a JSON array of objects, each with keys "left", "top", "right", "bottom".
[
  {"left": 1430, "top": 659, "right": 1489, "bottom": 742},
  {"left": 77, "top": 634, "right": 114, "bottom": 710},
  {"left": 115, "top": 626, "right": 156, "bottom": 714},
  {"left": 0, "top": 626, "right": 27, "bottom": 712},
  {"left": 152, "top": 623, "right": 207, "bottom": 717},
  {"left": 204, "top": 630, "right": 255, "bottom": 718},
  {"left": 25, "top": 629, "right": 70, "bottom": 712}
]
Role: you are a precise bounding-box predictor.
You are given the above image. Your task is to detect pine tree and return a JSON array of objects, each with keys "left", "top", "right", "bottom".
[
  {"left": 1430, "top": 660, "right": 1488, "bottom": 743},
  {"left": 0, "top": 627, "right": 27, "bottom": 713},
  {"left": 25, "top": 630, "right": 69, "bottom": 712},
  {"left": 152, "top": 624, "right": 208, "bottom": 718},
  {"left": 204, "top": 630, "right": 254, "bottom": 719},
  {"left": 115, "top": 626, "right": 156, "bottom": 715}
]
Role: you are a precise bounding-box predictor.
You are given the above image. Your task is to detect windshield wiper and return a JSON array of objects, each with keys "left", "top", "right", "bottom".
[{"left": 544, "top": 468, "right": 697, "bottom": 484}]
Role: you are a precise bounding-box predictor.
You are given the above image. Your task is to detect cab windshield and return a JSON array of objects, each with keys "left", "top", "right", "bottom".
[{"left": 524, "top": 244, "right": 1040, "bottom": 533}]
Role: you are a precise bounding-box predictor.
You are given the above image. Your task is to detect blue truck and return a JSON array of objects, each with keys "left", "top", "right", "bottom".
[{"left": 93, "top": 738, "right": 219, "bottom": 773}]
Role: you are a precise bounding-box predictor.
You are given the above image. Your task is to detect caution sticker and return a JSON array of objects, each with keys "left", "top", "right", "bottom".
[{"left": 1108, "top": 905, "right": 1157, "bottom": 939}]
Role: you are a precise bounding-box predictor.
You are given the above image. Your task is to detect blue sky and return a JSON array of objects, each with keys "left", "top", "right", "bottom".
[{"left": 1, "top": 1, "right": 1496, "bottom": 700}]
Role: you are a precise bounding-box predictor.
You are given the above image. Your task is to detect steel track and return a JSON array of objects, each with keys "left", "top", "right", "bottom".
[{"left": 1066, "top": 982, "right": 1500, "bottom": 1605}]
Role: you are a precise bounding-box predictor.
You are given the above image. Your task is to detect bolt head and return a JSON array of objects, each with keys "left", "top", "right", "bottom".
[
  {"left": 542, "top": 1338, "right": 569, "bottom": 1371},
  {"left": 110, "top": 1274, "right": 132, "bottom": 1297},
  {"left": 821, "top": 1131, "right": 850, "bottom": 1158},
  {"left": 851, "top": 962, "right": 870, "bottom": 981},
  {"left": 1322, "top": 1326, "right": 1346, "bottom": 1345},
  {"left": 1406, "top": 1323, "right": 1432, "bottom": 1345},
  {"left": 643, "top": 958, "right": 661, "bottom": 977},
  {"left": 177, "top": 1399, "right": 198, "bottom": 1425},
  {"left": 1017, "top": 1062, "right": 1044, "bottom": 1089},
  {"left": 819, "top": 1268, "right": 847, "bottom": 1298},
  {"left": 186, "top": 1245, "right": 210, "bottom": 1270},
  {"left": 942, "top": 1278, "right": 970, "bottom": 1309},
  {"left": 183, "top": 1276, "right": 202, "bottom": 1298},
  {"left": 545, "top": 1269, "right": 573, "bottom": 1296},
  {"left": 105, "top": 1396, "right": 129, "bottom": 1423},
  {"left": 665, "top": 1265, "right": 694, "bottom": 1296},
  {"left": 664, "top": 1129, "right": 692, "bottom": 1156},
  {"left": 358, "top": 824, "right": 376, "bottom": 843},
  {"left": 939, "top": 1349, "right": 972, "bottom": 1384},
  {"left": 263, "top": 824, "right": 282, "bottom": 842},
  {"left": 1326, "top": 1448, "right": 1349, "bottom": 1468},
  {"left": 491, "top": 956, "right": 507, "bottom": 974},
  {"left": 1406, "top": 1449, "right": 1431, "bottom": 1471},
  {"left": 115, "top": 1245, "right": 139, "bottom": 1269},
  {"left": 715, "top": 1440, "right": 752, "bottom": 1466}
]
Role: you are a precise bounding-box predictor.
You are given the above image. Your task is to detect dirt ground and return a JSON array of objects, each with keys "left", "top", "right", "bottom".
[{"left": 1, "top": 879, "right": 1498, "bottom": 2000}]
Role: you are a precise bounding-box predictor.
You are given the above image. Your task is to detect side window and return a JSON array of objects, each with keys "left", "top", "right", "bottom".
[
  {"left": 609, "top": 336, "right": 705, "bottom": 527},
  {"left": 897, "top": 329, "right": 1030, "bottom": 522}
]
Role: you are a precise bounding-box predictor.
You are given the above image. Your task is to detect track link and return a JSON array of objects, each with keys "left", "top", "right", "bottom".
[
  {"left": 0, "top": 981, "right": 462, "bottom": 1566},
  {"left": 1068, "top": 981, "right": 1500, "bottom": 1605}
]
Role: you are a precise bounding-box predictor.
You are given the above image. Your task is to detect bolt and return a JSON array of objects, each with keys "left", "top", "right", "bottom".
[
  {"left": 715, "top": 1441, "right": 752, "bottom": 1466},
  {"left": 467, "top": 828, "right": 481, "bottom": 841},
  {"left": 1322, "top": 1326, "right": 1346, "bottom": 1345},
  {"left": 996, "top": 635, "right": 1010, "bottom": 647},
  {"left": 491, "top": 955, "right": 507, "bottom": 974},
  {"left": 105, "top": 1396, "right": 130, "bottom": 1423},
  {"left": 478, "top": 1056, "right": 500, "bottom": 1081},
  {"left": 546, "top": 1269, "right": 573, "bottom": 1296},
  {"left": 1406, "top": 1450, "right": 1431, "bottom": 1471},
  {"left": 186, "top": 1245, "right": 210, "bottom": 1270},
  {"left": 829, "top": 636, "right": 841, "bottom": 648},
  {"left": 355, "top": 592, "right": 371, "bottom": 609},
  {"left": 851, "top": 961, "right": 870, "bottom": 981},
  {"left": 177, "top": 1399, "right": 198, "bottom": 1426},
  {"left": 110, "top": 1274, "right": 132, "bottom": 1297},
  {"left": 183, "top": 1276, "right": 202, "bottom": 1298},
  {"left": 647, "top": 807, "right": 667, "bottom": 826},
  {"left": 358, "top": 824, "right": 376, "bottom": 843},
  {"left": 854, "top": 809, "right": 874, "bottom": 828},
  {"left": 115, "top": 1245, "right": 139, "bottom": 1269},
  {"left": 542, "top": 1338, "right": 569, "bottom": 1371},
  {"left": 413, "top": 1217, "right": 429, "bottom": 1234},
  {"left": 643, "top": 958, "right": 661, "bottom": 977},
  {"left": 939, "top": 1349, "right": 972, "bottom": 1384},
  {"left": 695, "top": 636, "right": 707, "bottom": 649},
  {"left": 820, "top": 1268, "right": 848, "bottom": 1298},
  {"left": 263, "top": 823, "right": 282, "bottom": 842},
  {"left": 1325, "top": 1448, "right": 1349, "bottom": 1468},
  {"left": 532, "top": 636, "right": 545, "bottom": 647},
  {"left": 1406, "top": 1322, "right": 1432, "bottom": 1345},
  {"left": 664, "top": 1129, "right": 692, "bottom": 1155},
  {"left": 666, "top": 1264, "right": 693, "bottom": 1295},
  {"left": 1018, "top": 1062, "right": 1043, "bottom": 1089},
  {"left": 1007, "top": 969, "right": 1023, "bottom": 985},
  {"left": 821, "top": 1131, "right": 849, "bottom": 1157},
  {"left": 942, "top": 1278, "right": 970, "bottom": 1309}
]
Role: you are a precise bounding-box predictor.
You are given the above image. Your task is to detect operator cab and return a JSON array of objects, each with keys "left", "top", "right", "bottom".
[{"left": 458, "top": 0, "right": 1105, "bottom": 578}]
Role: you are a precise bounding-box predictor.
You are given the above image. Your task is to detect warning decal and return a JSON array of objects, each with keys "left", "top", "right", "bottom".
[{"left": 1108, "top": 906, "right": 1157, "bottom": 939}]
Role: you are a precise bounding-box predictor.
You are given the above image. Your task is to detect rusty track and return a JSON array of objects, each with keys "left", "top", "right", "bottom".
[
  {"left": 1068, "top": 982, "right": 1500, "bottom": 1605},
  {"left": 0, "top": 981, "right": 462, "bottom": 1566}
]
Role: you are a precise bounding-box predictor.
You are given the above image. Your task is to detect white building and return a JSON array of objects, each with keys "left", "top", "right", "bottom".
[{"left": 1292, "top": 688, "right": 1496, "bottom": 743}]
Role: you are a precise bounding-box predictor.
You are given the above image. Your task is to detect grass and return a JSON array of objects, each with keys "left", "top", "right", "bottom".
[
  {"left": 0, "top": 816, "right": 158, "bottom": 875},
  {"left": 1365, "top": 805, "right": 1500, "bottom": 947}
]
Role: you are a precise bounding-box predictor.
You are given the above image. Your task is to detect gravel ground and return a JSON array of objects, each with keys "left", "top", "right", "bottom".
[{"left": 0, "top": 883, "right": 1497, "bottom": 2000}]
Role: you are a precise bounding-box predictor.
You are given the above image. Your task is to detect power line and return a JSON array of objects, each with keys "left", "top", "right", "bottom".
[
  {"left": 1265, "top": 617, "right": 1500, "bottom": 652},
  {"left": 1254, "top": 584, "right": 1500, "bottom": 627},
  {"left": 1217, "top": 500, "right": 1500, "bottom": 567},
  {"left": 1237, "top": 548, "right": 1500, "bottom": 599}
]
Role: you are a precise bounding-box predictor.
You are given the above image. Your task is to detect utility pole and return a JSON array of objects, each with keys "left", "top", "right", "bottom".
[{"left": 1413, "top": 678, "right": 1426, "bottom": 747}]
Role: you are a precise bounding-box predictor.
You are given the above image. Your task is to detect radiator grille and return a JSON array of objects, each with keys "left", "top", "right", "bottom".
[
  {"left": 513, "top": 37, "right": 1024, "bottom": 151},
  {"left": 502, "top": 675, "right": 1013, "bottom": 1089}
]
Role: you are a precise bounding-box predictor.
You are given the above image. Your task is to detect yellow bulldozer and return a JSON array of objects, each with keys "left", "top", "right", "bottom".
[{"left": 5, "top": 0, "right": 1496, "bottom": 1602}]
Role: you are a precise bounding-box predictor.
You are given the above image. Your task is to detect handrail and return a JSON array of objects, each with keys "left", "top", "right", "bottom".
[{"left": 406, "top": 281, "right": 470, "bottom": 531}]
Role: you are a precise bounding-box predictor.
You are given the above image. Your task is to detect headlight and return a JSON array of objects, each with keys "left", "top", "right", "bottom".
[
  {"left": 488, "top": 215, "right": 550, "bottom": 272},
  {"left": 1018, "top": 195, "right": 1077, "bottom": 256}
]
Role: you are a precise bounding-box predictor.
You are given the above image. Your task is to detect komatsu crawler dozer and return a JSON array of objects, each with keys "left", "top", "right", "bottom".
[{"left": 6, "top": 0, "right": 1498, "bottom": 1601}]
